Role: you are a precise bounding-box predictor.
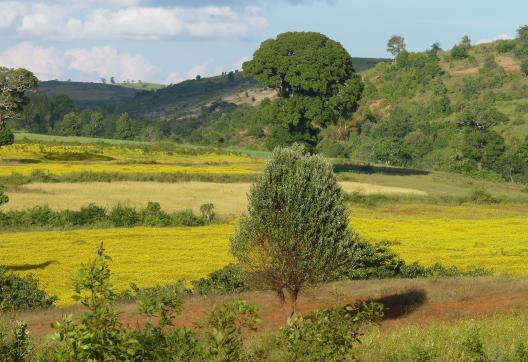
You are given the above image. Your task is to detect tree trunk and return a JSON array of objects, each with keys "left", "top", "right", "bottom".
[
  {"left": 289, "top": 288, "right": 300, "bottom": 317},
  {"left": 477, "top": 161, "right": 483, "bottom": 171}
]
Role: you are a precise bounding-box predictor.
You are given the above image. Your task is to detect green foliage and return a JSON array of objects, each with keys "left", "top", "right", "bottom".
[
  {"left": 495, "top": 39, "right": 516, "bottom": 53},
  {"left": 0, "top": 126, "right": 14, "bottom": 146},
  {"left": 0, "top": 268, "right": 57, "bottom": 311},
  {"left": 231, "top": 145, "right": 359, "bottom": 314},
  {"left": 521, "top": 59, "right": 528, "bottom": 76},
  {"left": 199, "top": 203, "right": 215, "bottom": 222},
  {"left": 387, "top": 35, "right": 406, "bottom": 57},
  {"left": 0, "top": 67, "right": 38, "bottom": 134},
  {"left": 243, "top": 32, "right": 363, "bottom": 147},
  {"left": 204, "top": 300, "right": 259, "bottom": 362},
  {"left": 192, "top": 264, "right": 249, "bottom": 296},
  {"left": 518, "top": 25, "right": 528, "bottom": 47},
  {"left": 464, "top": 188, "right": 501, "bottom": 204},
  {"left": 278, "top": 302, "right": 383, "bottom": 361},
  {"left": 57, "top": 112, "right": 83, "bottom": 136},
  {"left": 0, "top": 320, "right": 31, "bottom": 362},
  {"left": 458, "top": 325, "right": 488, "bottom": 362},
  {"left": 52, "top": 243, "right": 138, "bottom": 361},
  {"left": 0, "top": 187, "right": 8, "bottom": 206},
  {"left": 114, "top": 112, "right": 135, "bottom": 140},
  {"left": 0, "top": 202, "right": 208, "bottom": 231}
]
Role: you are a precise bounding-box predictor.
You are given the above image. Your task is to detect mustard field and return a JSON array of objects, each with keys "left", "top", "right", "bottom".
[
  {"left": 0, "top": 143, "right": 264, "bottom": 177},
  {"left": 2, "top": 215, "right": 528, "bottom": 305},
  {"left": 0, "top": 225, "right": 235, "bottom": 305},
  {"left": 351, "top": 217, "right": 528, "bottom": 275}
]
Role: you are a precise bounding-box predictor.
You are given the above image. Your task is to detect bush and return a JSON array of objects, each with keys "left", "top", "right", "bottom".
[
  {"left": 171, "top": 209, "right": 206, "bottom": 226},
  {"left": 199, "top": 203, "right": 215, "bottom": 222},
  {"left": 0, "top": 267, "right": 57, "bottom": 311},
  {"left": 0, "top": 188, "right": 8, "bottom": 206},
  {"left": 139, "top": 201, "right": 172, "bottom": 226},
  {"left": 464, "top": 188, "right": 501, "bottom": 204},
  {"left": 108, "top": 203, "right": 139, "bottom": 227},
  {"left": 192, "top": 264, "right": 249, "bottom": 296},
  {"left": 0, "top": 127, "right": 14, "bottom": 147},
  {"left": 278, "top": 302, "right": 383, "bottom": 361},
  {"left": 0, "top": 321, "right": 31, "bottom": 361}
]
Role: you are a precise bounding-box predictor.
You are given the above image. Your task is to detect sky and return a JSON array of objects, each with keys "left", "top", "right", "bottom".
[{"left": 0, "top": 0, "right": 526, "bottom": 84}]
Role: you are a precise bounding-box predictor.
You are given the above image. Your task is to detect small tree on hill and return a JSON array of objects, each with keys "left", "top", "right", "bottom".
[
  {"left": 518, "top": 25, "right": 528, "bottom": 47},
  {"left": 387, "top": 35, "right": 406, "bottom": 57},
  {"left": 231, "top": 145, "right": 359, "bottom": 315}
]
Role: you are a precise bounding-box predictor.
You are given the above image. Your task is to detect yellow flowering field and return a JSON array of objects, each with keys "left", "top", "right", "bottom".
[
  {"left": 0, "top": 225, "right": 235, "bottom": 305},
  {"left": 0, "top": 143, "right": 259, "bottom": 165},
  {"left": 0, "top": 162, "right": 261, "bottom": 176},
  {"left": 351, "top": 217, "right": 528, "bottom": 275}
]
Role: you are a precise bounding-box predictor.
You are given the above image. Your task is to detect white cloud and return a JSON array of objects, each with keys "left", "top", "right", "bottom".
[
  {"left": 476, "top": 34, "right": 515, "bottom": 45},
  {"left": 66, "top": 46, "right": 158, "bottom": 81},
  {"left": 0, "top": 2, "right": 268, "bottom": 40},
  {"left": 0, "top": 42, "right": 64, "bottom": 80},
  {"left": 0, "top": 42, "right": 157, "bottom": 82}
]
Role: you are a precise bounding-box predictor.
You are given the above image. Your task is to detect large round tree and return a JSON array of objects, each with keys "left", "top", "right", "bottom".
[
  {"left": 231, "top": 145, "right": 359, "bottom": 314},
  {"left": 0, "top": 67, "right": 38, "bottom": 146},
  {"left": 243, "top": 32, "right": 363, "bottom": 148}
]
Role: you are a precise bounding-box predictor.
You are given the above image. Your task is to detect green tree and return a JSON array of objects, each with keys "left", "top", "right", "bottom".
[
  {"left": 57, "top": 112, "right": 83, "bottom": 136},
  {"left": 387, "top": 35, "right": 406, "bottom": 57},
  {"left": 518, "top": 25, "right": 528, "bottom": 47},
  {"left": 0, "top": 67, "right": 38, "bottom": 146},
  {"left": 114, "top": 112, "right": 135, "bottom": 139},
  {"left": 457, "top": 103, "right": 508, "bottom": 171},
  {"left": 521, "top": 59, "right": 528, "bottom": 76},
  {"left": 243, "top": 32, "right": 363, "bottom": 147},
  {"left": 461, "top": 35, "right": 472, "bottom": 48},
  {"left": 83, "top": 112, "right": 105, "bottom": 137},
  {"left": 231, "top": 145, "right": 359, "bottom": 315}
]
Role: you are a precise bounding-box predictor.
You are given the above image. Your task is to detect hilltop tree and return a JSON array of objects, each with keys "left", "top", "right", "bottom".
[
  {"left": 461, "top": 35, "right": 472, "bottom": 48},
  {"left": 114, "top": 112, "right": 134, "bottom": 139},
  {"left": 110, "top": 76, "right": 116, "bottom": 84},
  {"left": 0, "top": 67, "right": 38, "bottom": 146},
  {"left": 243, "top": 32, "right": 363, "bottom": 148},
  {"left": 231, "top": 145, "right": 359, "bottom": 315},
  {"left": 517, "top": 25, "right": 528, "bottom": 47},
  {"left": 387, "top": 35, "right": 406, "bottom": 57}
]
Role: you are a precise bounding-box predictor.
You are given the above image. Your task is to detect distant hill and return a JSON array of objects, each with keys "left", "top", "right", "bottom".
[{"left": 38, "top": 57, "right": 390, "bottom": 119}]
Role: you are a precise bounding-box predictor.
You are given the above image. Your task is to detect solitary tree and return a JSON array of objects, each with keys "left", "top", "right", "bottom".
[
  {"left": 243, "top": 32, "right": 363, "bottom": 147},
  {"left": 387, "top": 35, "right": 406, "bottom": 57},
  {"left": 461, "top": 35, "right": 472, "bottom": 48},
  {"left": 83, "top": 112, "right": 105, "bottom": 137},
  {"left": 231, "top": 145, "right": 359, "bottom": 315},
  {"left": 0, "top": 67, "right": 38, "bottom": 146},
  {"left": 110, "top": 76, "right": 116, "bottom": 84}
]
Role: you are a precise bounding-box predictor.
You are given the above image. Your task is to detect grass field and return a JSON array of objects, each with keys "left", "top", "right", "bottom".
[
  {"left": 0, "top": 225, "right": 236, "bottom": 305},
  {"left": 2, "top": 181, "right": 426, "bottom": 215}
]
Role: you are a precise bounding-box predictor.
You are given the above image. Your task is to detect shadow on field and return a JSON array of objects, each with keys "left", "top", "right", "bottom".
[
  {"left": 4, "top": 260, "right": 58, "bottom": 271},
  {"left": 371, "top": 289, "right": 427, "bottom": 320},
  {"left": 333, "top": 163, "right": 429, "bottom": 176}
]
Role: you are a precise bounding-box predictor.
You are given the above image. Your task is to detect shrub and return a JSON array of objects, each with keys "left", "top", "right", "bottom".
[
  {"left": 108, "top": 203, "right": 139, "bottom": 227},
  {"left": 139, "top": 201, "right": 172, "bottom": 226},
  {"left": 458, "top": 325, "right": 488, "bottom": 362},
  {"left": 278, "top": 302, "right": 383, "bottom": 361},
  {"left": 171, "top": 209, "right": 206, "bottom": 226},
  {"left": 203, "top": 300, "right": 260, "bottom": 361},
  {"left": 192, "top": 264, "right": 249, "bottom": 296},
  {"left": 78, "top": 203, "right": 107, "bottom": 225},
  {"left": 0, "top": 267, "right": 57, "bottom": 311},
  {"left": 0, "top": 321, "right": 31, "bottom": 361},
  {"left": 0, "top": 126, "right": 14, "bottom": 147},
  {"left": 199, "top": 203, "right": 215, "bottom": 222},
  {"left": 464, "top": 188, "right": 501, "bottom": 204},
  {"left": 522, "top": 59, "right": 528, "bottom": 76}
]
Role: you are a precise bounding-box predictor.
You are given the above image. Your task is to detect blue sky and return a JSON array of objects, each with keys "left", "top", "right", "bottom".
[{"left": 0, "top": 0, "right": 525, "bottom": 83}]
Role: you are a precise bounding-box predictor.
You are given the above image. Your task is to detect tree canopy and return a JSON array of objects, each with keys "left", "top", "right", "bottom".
[
  {"left": 231, "top": 145, "right": 359, "bottom": 314},
  {"left": 243, "top": 32, "right": 363, "bottom": 148}
]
